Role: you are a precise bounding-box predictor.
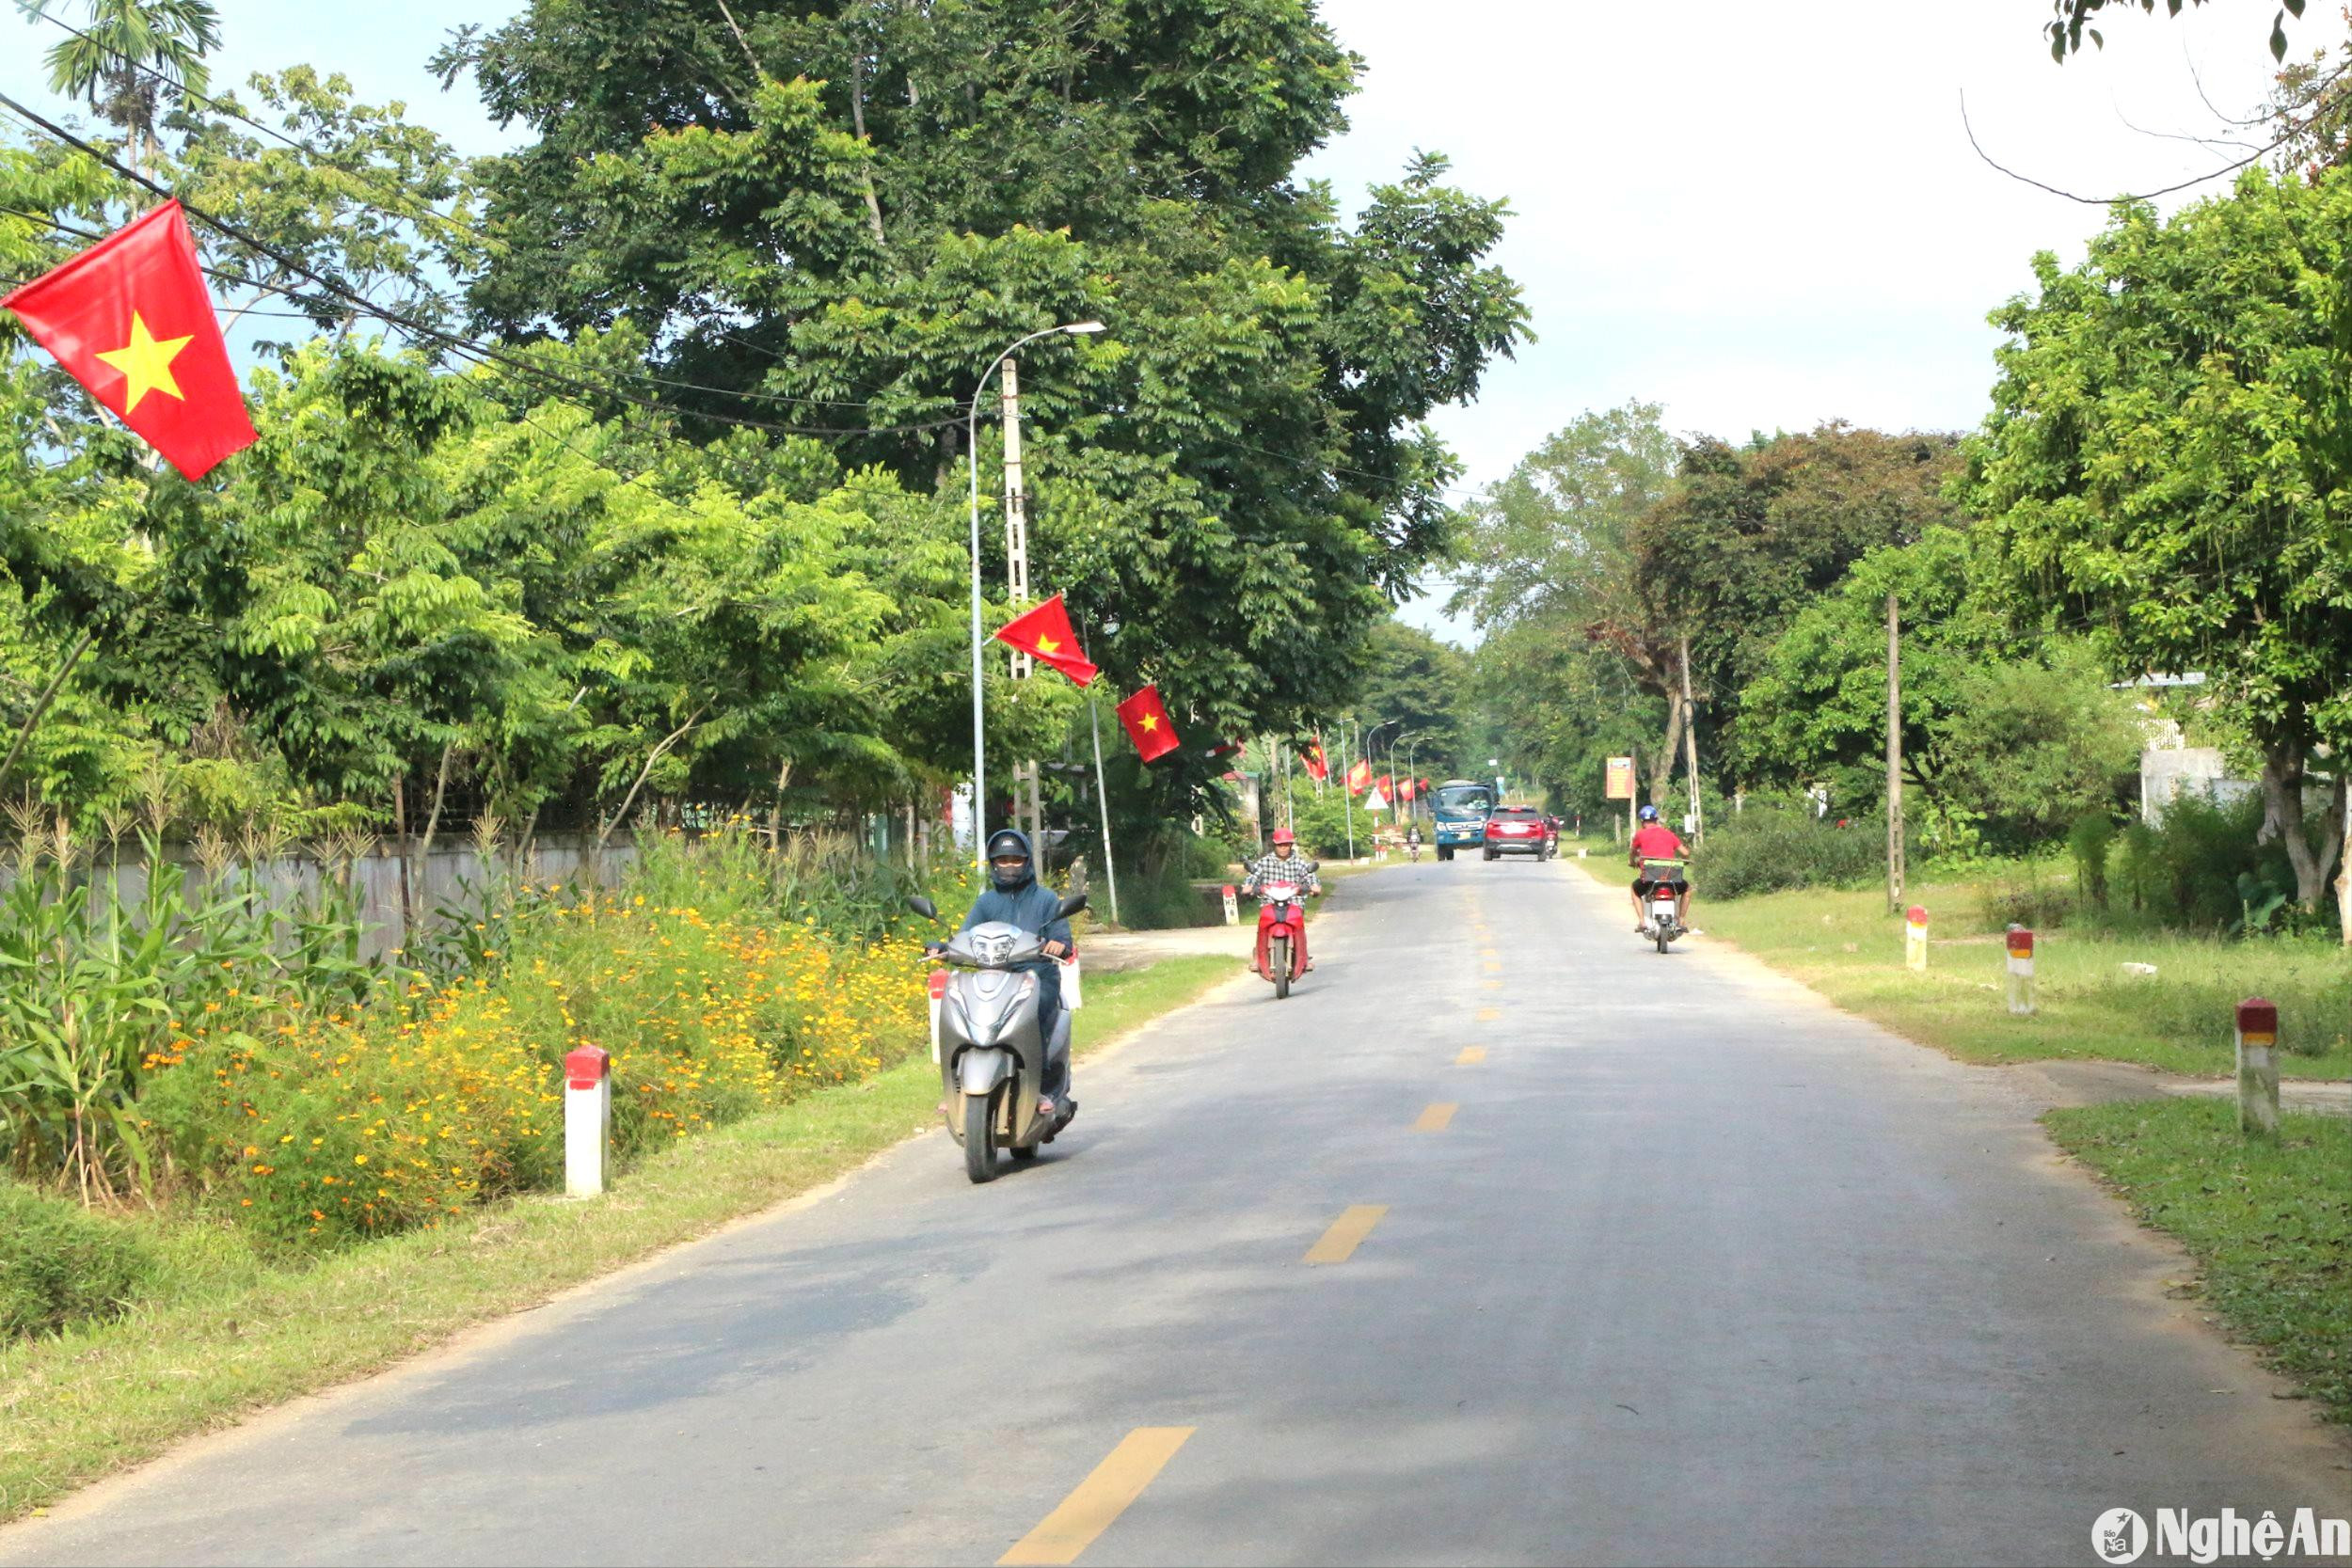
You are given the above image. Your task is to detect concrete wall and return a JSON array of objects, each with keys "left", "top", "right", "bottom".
[{"left": 2140, "top": 748, "right": 2260, "bottom": 826}]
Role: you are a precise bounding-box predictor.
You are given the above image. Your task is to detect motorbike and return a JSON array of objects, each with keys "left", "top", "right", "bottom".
[
  {"left": 908, "top": 891, "right": 1088, "bottom": 1183},
  {"left": 1407, "top": 837, "right": 1422, "bottom": 863},
  {"left": 1252, "top": 876, "right": 1314, "bottom": 999},
  {"left": 1638, "top": 858, "right": 1685, "bottom": 954}
]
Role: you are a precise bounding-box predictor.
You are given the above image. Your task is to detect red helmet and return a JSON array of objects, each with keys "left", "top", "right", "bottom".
[{"left": 1270, "top": 828, "right": 1296, "bottom": 847}]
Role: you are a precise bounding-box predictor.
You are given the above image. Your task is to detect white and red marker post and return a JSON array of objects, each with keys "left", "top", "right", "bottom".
[
  {"left": 2005, "top": 926, "right": 2036, "bottom": 1016},
  {"left": 1905, "top": 904, "right": 1929, "bottom": 972},
  {"left": 928, "top": 966, "right": 950, "bottom": 1064},
  {"left": 1221, "top": 883, "right": 1239, "bottom": 926},
  {"left": 2235, "top": 996, "right": 2280, "bottom": 1136},
  {"left": 564, "top": 1044, "right": 612, "bottom": 1198}
]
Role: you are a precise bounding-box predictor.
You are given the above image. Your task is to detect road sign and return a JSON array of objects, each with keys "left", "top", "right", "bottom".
[{"left": 1605, "top": 756, "right": 1634, "bottom": 800}]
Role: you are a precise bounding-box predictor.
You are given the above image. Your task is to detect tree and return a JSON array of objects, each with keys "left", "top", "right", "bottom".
[
  {"left": 433, "top": 2, "right": 1528, "bottom": 807},
  {"left": 1965, "top": 166, "right": 2352, "bottom": 914},
  {"left": 1454, "top": 403, "right": 1680, "bottom": 803},
  {"left": 20, "top": 0, "right": 222, "bottom": 168},
  {"left": 1632, "top": 425, "right": 1963, "bottom": 794},
  {"left": 1349, "top": 619, "right": 1471, "bottom": 779}
]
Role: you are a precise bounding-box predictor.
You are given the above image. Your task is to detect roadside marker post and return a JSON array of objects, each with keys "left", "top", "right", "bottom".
[
  {"left": 1905, "top": 905, "right": 1929, "bottom": 972},
  {"left": 2235, "top": 997, "right": 2280, "bottom": 1136},
  {"left": 564, "top": 1045, "right": 612, "bottom": 1198},
  {"left": 1220, "top": 884, "right": 1238, "bottom": 925},
  {"left": 2005, "top": 926, "right": 2036, "bottom": 1016}
]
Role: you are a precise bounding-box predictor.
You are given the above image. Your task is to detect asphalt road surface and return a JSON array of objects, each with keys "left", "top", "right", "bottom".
[{"left": 8, "top": 860, "right": 2349, "bottom": 1567}]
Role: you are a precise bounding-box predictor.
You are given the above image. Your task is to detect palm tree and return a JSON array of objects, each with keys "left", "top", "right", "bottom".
[{"left": 19, "top": 0, "right": 223, "bottom": 171}]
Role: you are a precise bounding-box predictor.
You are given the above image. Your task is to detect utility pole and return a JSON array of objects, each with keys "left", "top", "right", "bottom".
[
  {"left": 1342, "top": 721, "right": 1357, "bottom": 861},
  {"left": 1086, "top": 695, "right": 1120, "bottom": 927},
  {"left": 1679, "top": 634, "right": 1704, "bottom": 843},
  {"left": 1886, "top": 590, "right": 1905, "bottom": 912},
  {"left": 1001, "top": 358, "right": 1041, "bottom": 852}
]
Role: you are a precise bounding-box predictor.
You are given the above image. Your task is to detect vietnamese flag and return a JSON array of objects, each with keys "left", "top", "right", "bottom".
[
  {"left": 1398, "top": 776, "right": 1416, "bottom": 802},
  {"left": 1, "top": 201, "right": 256, "bottom": 480},
  {"left": 1115, "top": 685, "right": 1181, "bottom": 762},
  {"left": 1346, "top": 758, "right": 1373, "bottom": 794},
  {"left": 1303, "top": 738, "right": 1329, "bottom": 782},
  {"left": 993, "top": 594, "right": 1098, "bottom": 687}
]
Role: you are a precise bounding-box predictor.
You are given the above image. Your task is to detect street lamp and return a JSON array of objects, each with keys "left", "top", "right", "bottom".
[
  {"left": 1399, "top": 732, "right": 1426, "bottom": 822},
  {"left": 966, "top": 321, "right": 1106, "bottom": 868}
]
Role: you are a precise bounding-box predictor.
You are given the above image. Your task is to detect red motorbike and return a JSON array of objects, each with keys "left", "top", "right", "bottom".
[{"left": 1253, "top": 879, "right": 1312, "bottom": 999}]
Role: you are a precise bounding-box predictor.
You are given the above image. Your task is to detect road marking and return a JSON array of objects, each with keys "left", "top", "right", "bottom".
[
  {"left": 1455, "top": 1046, "right": 1486, "bottom": 1065},
  {"left": 1414, "top": 1101, "right": 1458, "bottom": 1132},
  {"left": 1482, "top": 959, "right": 1502, "bottom": 973},
  {"left": 1304, "top": 1204, "right": 1388, "bottom": 1264},
  {"left": 1000, "top": 1427, "right": 1196, "bottom": 1565},
  {"left": 1476, "top": 1006, "right": 1500, "bottom": 1022},
  {"left": 1481, "top": 979, "right": 1502, "bottom": 990}
]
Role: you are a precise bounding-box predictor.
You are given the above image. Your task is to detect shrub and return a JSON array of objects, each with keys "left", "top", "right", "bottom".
[
  {"left": 0, "top": 1179, "right": 152, "bottom": 1338},
  {"left": 2068, "top": 813, "right": 2116, "bottom": 909},
  {"left": 1692, "top": 812, "right": 1888, "bottom": 899}
]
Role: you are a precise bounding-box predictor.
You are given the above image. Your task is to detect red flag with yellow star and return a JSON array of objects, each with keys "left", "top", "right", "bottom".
[
  {"left": 993, "top": 594, "right": 1098, "bottom": 687},
  {"left": 2, "top": 201, "right": 256, "bottom": 480},
  {"left": 1115, "top": 685, "right": 1180, "bottom": 762},
  {"left": 1302, "top": 737, "right": 1328, "bottom": 782}
]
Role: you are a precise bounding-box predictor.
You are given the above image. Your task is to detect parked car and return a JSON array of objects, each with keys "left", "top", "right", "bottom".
[{"left": 1483, "top": 805, "right": 1552, "bottom": 861}]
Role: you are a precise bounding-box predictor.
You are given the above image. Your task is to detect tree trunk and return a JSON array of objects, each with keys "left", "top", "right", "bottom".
[
  {"left": 1647, "top": 697, "right": 1685, "bottom": 808},
  {"left": 2258, "top": 743, "right": 2337, "bottom": 908}
]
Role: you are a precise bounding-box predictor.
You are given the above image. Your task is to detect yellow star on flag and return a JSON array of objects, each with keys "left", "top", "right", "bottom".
[
  {"left": 1139, "top": 713, "right": 1159, "bottom": 731},
  {"left": 95, "top": 311, "right": 193, "bottom": 412},
  {"left": 1034, "top": 635, "right": 1061, "bottom": 653}
]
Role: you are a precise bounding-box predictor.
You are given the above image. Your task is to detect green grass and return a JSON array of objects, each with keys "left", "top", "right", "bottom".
[
  {"left": 2046, "top": 1100, "right": 2352, "bottom": 1422},
  {"left": 0, "top": 953, "right": 1233, "bottom": 1522},
  {"left": 1684, "top": 876, "right": 2352, "bottom": 1078}
]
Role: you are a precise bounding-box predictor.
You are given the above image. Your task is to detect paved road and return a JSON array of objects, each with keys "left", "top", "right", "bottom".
[{"left": 8, "top": 861, "right": 2348, "bottom": 1567}]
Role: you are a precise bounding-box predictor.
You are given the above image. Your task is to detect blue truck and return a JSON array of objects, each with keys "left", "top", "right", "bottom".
[{"left": 1431, "top": 778, "right": 1496, "bottom": 862}]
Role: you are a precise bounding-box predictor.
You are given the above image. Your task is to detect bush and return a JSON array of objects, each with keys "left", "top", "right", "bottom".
[
  {"left": 2068, "top": 813, "right": 2116, "bottom": 908},
  {"left": 2108, "top": 794, "right": 2294, "bottom": 935},
  {"left": 1692, "top": 812, "right": 1889, "bottom": 899},
  {"left": 0, "top": 1180, "right": 152, "bottom": 1338}
]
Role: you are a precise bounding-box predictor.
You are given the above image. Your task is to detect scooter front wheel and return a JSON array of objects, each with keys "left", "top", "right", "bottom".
[
  {"left": 1272, "top": 934, "right": 1291, "bottom": 999},
  {"left": 962, "top": 1089, "right": 999, "bottom": 1183}
]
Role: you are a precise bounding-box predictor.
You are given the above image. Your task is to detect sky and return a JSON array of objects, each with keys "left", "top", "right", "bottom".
[{"left": 5, "top": 0, "right": 2329, "bottom": 642}]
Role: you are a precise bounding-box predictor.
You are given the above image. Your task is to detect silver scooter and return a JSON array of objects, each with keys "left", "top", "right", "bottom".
[{"left": 909, "top": 892, "right": 1087, "bottom": 1183}]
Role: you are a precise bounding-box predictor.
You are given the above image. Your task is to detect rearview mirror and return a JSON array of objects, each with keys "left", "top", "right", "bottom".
[
  {"left": 906, "top": 895, "right": 939, "bottom": 921},
  {"left": 1057, "top": 892, "right": 1089, "bottom": 920}
]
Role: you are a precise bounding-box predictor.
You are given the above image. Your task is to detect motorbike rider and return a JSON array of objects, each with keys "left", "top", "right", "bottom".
[
  {"left": 932, "top": 829, "right": 1073, "bottom": 1106},
  {"left": 1628, "top": 803, "right": 1691, "bottom": 932},
  {"left": 1242, "top": 827, "right": 1322, "bottom": 973}
]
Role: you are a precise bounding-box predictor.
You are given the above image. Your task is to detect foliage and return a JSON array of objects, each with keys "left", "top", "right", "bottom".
[
  {"left": 2068, "top": 812, "right": 2117, "bottom": 908},
  {"left": 2042, "top": 0, "right": 2308, "bottom": 64},
  {"left": 1966, "top": 166, "right": 2352, "bottom": 905},
  {"left": 436, "top": 0, "right": 1528, "bottom": 806},
  {"left": 1347, "top": 620, "right": 1472, "bottom": 777},
  {"left": 0, "top": 1176, "right": 152, "bottom": 1339},
  {"left": 1689, "top": 808, "right": 1891, "bottom": 899}
]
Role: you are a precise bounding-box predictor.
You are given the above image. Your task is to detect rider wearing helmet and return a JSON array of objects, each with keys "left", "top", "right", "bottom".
[
  {"left": 1242, "top": 827, "right": 1323, "bottom": 972},
  {"left": 1629, "top": 803, "right": 1691, "bottom": 932},
  {"left": 942, "top": 827, "right": 1073, "bottom": 1036}
]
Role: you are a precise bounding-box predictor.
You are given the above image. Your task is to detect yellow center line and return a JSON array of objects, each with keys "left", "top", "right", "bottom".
[
  {"left": 1454, "top": 1046, "right": 1486, "bottom": 1065},
  {"left": 1476, "top": 1006, "right": 1500, "bottom": 1022},
  {"left": 1304, "top": 1203, "right": 1388, "bottom": 1264},
  {"left": 1414, "top": 1101, "right": 1458, "bottom": 1132},
  {"left": 1480, "top": 979, "right": 1502, "bottom": 990},
  {"left": 1482, "top": 959, "right": 1502, "bottom": 973},
  {"left": 1000, "top": 1427, "right": 1196, "bottom": 1566}
]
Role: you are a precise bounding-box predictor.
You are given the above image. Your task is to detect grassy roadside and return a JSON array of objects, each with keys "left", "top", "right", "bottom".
[
  {"left": 1662, "top": 874, "right": 2352, "bottom": 1079},
  {"left": 2047, "top": 1101, "right": 2352, "bottom": 1422},
  {"left": 0, "top": 953, "right": 1234, "bottom": 1522}
]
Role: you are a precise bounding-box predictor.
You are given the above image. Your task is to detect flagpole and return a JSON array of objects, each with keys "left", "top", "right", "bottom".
[
  {"left": 1087, "top": 696, "right": 1121, "bottom": 927},
  {"left": 964, "top": 321, "right": 1105, "bottom": 870}
]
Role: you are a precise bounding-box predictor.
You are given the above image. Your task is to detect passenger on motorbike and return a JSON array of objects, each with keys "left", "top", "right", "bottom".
[
  {"left": 930, "top": 830, "right": 1073, "bottom": 1088},
  {"left": 1628, "top": 804, "right": 1691, "bottom": 932},
  {"left": 1242, "top": 827, "right": 1322, "bottom": 973}
]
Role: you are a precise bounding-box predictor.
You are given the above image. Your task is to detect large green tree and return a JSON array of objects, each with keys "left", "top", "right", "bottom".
[
  {"left": 1966, "top": 166, "right": 2352, "bottom": 913},
  {"left": 433, "top": 0, "right": 1527, "bottom": 804}
]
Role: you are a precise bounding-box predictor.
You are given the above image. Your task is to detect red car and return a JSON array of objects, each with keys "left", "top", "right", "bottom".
[{"left": 1483, "top": 805, "right": 1552, "bottom": 861}]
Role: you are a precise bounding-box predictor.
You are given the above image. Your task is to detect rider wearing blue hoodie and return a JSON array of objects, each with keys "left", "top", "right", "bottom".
[{"left": 945, "top": 829, "right": 1073, "bottom": 1099}]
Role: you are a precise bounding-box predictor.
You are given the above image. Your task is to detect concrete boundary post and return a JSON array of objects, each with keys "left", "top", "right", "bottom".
[
  {"left": 928, "top": 967, "right": 950, "bottom": 1064},
  {"left": 2005, "top": 926, "right": 2036, "bottom": 1017},
  {"left": 564, "top": 1045, "right": 612, "bottom": 1198},
  {"left": 1905, "top": 905, "right": 1929, "bottom": 972},
  {"left": 1221, "top": 884, "right": 1238, "bottom": 926},
  {"left": 2236, "top": 997, "right": 2280, "bottom": 1136}
]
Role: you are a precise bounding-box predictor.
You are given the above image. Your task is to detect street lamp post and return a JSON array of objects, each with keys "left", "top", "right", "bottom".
[
  {"left": 1400, "top": 732, "right": 1425, "bottom": 823},
  {"left": 965, "top": 321, "right": 1105, "bottom": 869}
]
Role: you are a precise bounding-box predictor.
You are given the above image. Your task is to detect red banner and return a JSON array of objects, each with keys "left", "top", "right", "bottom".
[{"left": 1115, "top": 685, "right": 1181, "bottom": 762}]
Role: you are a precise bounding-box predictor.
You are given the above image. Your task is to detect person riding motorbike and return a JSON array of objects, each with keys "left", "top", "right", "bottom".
[
  {"left": 1628, "top": 803, "right": 1691, "bottom": 932},
  {"left": 1406, "top": 821, "right": 1422, "bottom": 860},
  {"left": 1242, "top": 827, "right": 1322, "bottom": 973},
  {"left": 930, "top": 829, "right": 1073, "bottom": 1107}
]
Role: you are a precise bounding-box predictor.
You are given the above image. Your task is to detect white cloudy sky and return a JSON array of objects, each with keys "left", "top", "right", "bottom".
[{"left": 8, "top": 0, "right": 2328, "bottom": 640}]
